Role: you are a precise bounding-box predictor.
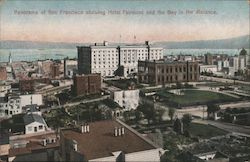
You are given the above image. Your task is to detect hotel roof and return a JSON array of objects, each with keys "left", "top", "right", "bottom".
[{"left": 61, "top": 120, "right": 158, "bottom": 160}]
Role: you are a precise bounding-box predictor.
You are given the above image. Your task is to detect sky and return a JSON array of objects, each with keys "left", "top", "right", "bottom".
[{"left": 0, "top": 0, "right": 249, "bottom": 43}]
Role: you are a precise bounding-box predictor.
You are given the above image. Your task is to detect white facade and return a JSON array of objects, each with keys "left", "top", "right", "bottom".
[
  {"left": 239, "top": 57, "right": 246, "bottom": 70},
  {"left": 120, "top": 46, "right": 163, "bottom": 77},
  {"left": 232, "top": 56, "right": 239, "bottom": 71},
  {"left": 79, "top": 41, "right": 163, "bottom": 77},
  {"left": 217, "top": 61, "right": 222, "bottom": 71},
  {"left": 64, "top": 59, "right": 78, "bottom": 78},
  {"left": 223, "top": 60, "right": 229, "bottom": 68},
  {"left": 90, "top": 149, "right": 163, "bottom": 162},
  {"left": 25, "top": 121, "right": 47, "bottom": 134},
  {"left": 0, "top": 95, "right": 21, "bottom": 118},
  {"left": 200, "top": 65, "right": 217, "bottom": 73},
  {"left": 91, "top": 47, "right": 119, "bottom": 77},
  {"left": 112, "top": 89, "right": 139, "bottom": 111},
  {"left": 20, "top": 94, "right": 43, "bottom": 108},
  {"left": 0, "top": 82, "right": 11, "bottom": 97}
]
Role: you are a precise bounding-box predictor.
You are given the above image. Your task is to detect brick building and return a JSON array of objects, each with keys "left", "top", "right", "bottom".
[
  {"left": 0, "top": 67, "right": 7, "bottom": 81},
  {"left": 19, "top": 78, "right": 51, "bottom": 93},
  {"left": 72, "top": 74, "right": 101, "bottom": 96},
  {"left": 19, "top": 79, "right": 35, "bottom": 93},
  {"left": 50, "top": 63, "right": 60, "bottom": 79},
  {"left": 138, "top": 60, "right": 200, "bottom": 85}
]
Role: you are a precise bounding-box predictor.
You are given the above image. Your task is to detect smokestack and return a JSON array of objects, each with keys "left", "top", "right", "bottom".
[
  {"left": 121, "top": 127, "right": 125, "bottom": 135},
  {"left": 114, "top": 127, "right": 118, "bottom": 137}
]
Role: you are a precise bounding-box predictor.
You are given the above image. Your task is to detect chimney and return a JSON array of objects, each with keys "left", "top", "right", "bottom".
[
  {"left": 118, "top": 127, "right": 121, "bottom": 136},
  {"left": 121, "top": 127, "right": 125, "bottom": 135},
  {"left": 114, "top": 127, "right": 118, "bottom": 137},
  {"left": 86, "top": 123, "right": 90, "bottom": 133},
  {"left": 84, "top": 124, "right": 87, "bottom": 133},
  {"left": 103, "top": 41, "right": 108, "bottom": 46},
  {"left": 81, "top": 125, "right": 85, "bottom": 133},
  {"left": 72, "top": 140, "right": 78, "bottom": 151},
  {"left": 42, "top": 139, "right": 47, "bottom": 146}
]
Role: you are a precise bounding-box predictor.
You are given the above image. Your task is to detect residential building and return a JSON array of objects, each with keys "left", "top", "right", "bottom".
[
  {"left": 59, "top": 120, "right": 164, "bottom": 162},
  {"left": 138, "top": 60, "right": 199, "bottom": 85},
  {"left": 19, "top": 79, "right": 35, "bottom": 93},
  {"left": 111, "top": 89, "right": 140, "bottom": 111},
  {"left": 204, "top": 54, "right": 213, "bottom": 65},
  {"left": 64, "top": 58, "right": 77, "bottom": 78},
  {"left": 199, "top": 65, "right": 217, "bottom": 73},
  {"left": 77, "top": 41, "right": 163, "bottom": 77},
  {"left": 72, "top": 74, "right": 101, "bottom": 96},
  {"left": 0, "top": 67, "right": 7, "bottom": 81},
  {"left": 8, "top": 132, "right": 58, "bottom": 162},
  {"left": 20, "top": 94, "right": 43, "bottom": 108},
  {"left": 50, "top": 63, "right": 60, "bottom": 79},
  {"left": 23, "top": 113, "right": 48, "bottom": 134},
  {"left": 0, "top": 82, "right": 11, "bottom": 97},
  {"left": 0, "top": 93, "right": 21, "bottom": 118}
]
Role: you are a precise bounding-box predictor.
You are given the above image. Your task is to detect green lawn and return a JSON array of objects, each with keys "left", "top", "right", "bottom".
[
  {"left": 158, "top": 89, "right": 237, "bottom": 106},
  {"left": 187, "top": 123, "right": 228, "bottom": 139}
]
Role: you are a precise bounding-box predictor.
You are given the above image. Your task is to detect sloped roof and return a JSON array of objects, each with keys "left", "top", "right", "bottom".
[
  {"left": 23, "top": 114, "right": 46, "bottom": 126},
  {"left": 61, "top": 120, "right": 157, "bottom": 160}
]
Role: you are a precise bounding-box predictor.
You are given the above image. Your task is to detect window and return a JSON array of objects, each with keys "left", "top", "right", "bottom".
[
  {"left": 28, "top": 126, "right": 32, "bottom": 131},
  {"left": 39, "top": 125, "right": 43, "bottom": 130}
]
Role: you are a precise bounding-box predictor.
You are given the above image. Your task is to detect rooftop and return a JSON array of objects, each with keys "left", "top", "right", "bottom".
[
  {"left": 61, "top": 120, "right": 157, "bottom": 160},
  {"left": 23, "top": 113, "right": 47, "bottom": 126},
  {"left": 9, "top": 132, "right": 58, "bottom": 157}
]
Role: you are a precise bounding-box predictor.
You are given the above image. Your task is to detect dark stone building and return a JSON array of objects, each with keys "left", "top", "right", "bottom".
[
  {"left": 72, "top": 74, "right": 101, "bottom": 96},
  {"left": 138, "top": 60, "right": 199, "bottom": 85}
]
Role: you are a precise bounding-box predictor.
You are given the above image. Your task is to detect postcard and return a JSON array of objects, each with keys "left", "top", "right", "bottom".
[{"left": 0, "top": 0, "right": 249, "bottom": 162}]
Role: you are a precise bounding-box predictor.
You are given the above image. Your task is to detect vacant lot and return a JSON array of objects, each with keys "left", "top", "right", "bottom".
[{"left": 188, "top": 123, "right": 228, "bottom": 139}]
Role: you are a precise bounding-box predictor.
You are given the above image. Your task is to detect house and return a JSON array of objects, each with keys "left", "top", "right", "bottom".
[
  {"left": 111, "top": 89, "right": 140, "bottom": 111},
  {"left": 60, "top": 120, "right": 165, "bottom": 162},
  {"left": 23, "top": 113, "right": 48, "bottom": 134}
]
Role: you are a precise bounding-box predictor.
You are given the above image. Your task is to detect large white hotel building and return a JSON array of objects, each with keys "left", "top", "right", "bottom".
[{"left": 77, "top": 41, "right": 163, "bottom": 77}]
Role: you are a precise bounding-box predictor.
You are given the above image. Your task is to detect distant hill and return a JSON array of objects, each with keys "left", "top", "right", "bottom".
[
  {"left": 0, "top": 40, "right": 86, "bottom": 49},
  {"left": 157, "top": 35, "right": 250, "bottom": 49},
  {"left": 0, "top": 35, "right": 249, "bottom": 49}
]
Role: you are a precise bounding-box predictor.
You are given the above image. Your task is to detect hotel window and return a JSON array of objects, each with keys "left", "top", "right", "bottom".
[
  {"left": 179, "top": 67, "right": 182, "bottom": 72},
  {"left": 39, "top": 125, "right": 43, "bottom": 130},
  {"left": 175, "top": 67, "right": 178, "bottom": 72}
]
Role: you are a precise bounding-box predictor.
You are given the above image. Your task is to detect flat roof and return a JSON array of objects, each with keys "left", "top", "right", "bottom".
[{"left": 61, "top": 120, "right": 157, "bottom": 160}]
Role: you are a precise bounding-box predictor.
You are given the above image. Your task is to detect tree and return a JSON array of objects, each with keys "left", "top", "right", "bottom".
[
  {"left": 182, "top": 114, "right": 192, "bottom": 128},
  {"left": 207, "top": 103, "right": 220, "bottom": 120},
  {"left": 137, "top": 99, "right": 156, "bottom": 124},
  {"left": 134, "top": 110, "right": 142, "bottom": 123},
  {"left": 155, "top": 107, "right": 166, "bottom": 123},
  {"left": 168, "top": 108, "right": 176, "bottom": 122}
]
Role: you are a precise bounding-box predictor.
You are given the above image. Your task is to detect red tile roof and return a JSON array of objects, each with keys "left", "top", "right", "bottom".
[{"left": 61, "top": 120, "right": 156, "bottom": 160}]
